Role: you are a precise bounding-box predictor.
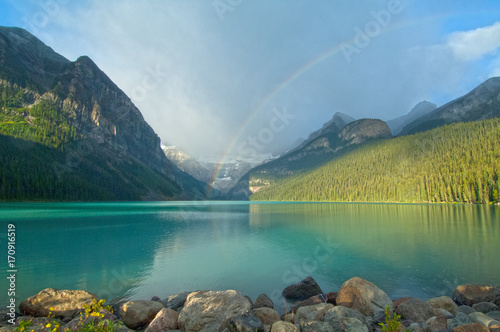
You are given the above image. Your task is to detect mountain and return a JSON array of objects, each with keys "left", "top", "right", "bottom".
[
  {"left": 0, "top": 26, "right": 209, "bottom": 201},
  {"left": 291, "top": 112, "right": 356, "bottom": 152},
  {"left": 387, "top": 101, "right": 436, "bottom": 135},
  {"left": 160, "top": 144, "right": 253, "bottom": 194},
  {"left": 227, "top": 118, "right": 392, "bottom": 200},
  {"left": 400, "top": 77, "right": 500, "bottom": 136},
  {"left": 202, "top": 160, "right": 254, "bottom": 193},
  {"left": 252, "top": 118, "right": 500, "bottom": 204},
  {"left": 161, "top": 144, "right": 213, "bottom": 184}
]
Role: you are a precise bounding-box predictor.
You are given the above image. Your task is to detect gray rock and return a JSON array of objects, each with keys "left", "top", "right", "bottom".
[
  {"left": 396, "top": 298, "right": 435, "bottom": 324},
  {"left": 468, "top": 311, "right": 500, "bottom": 328},
  {"left": 472, "top": 302, "right": 499, "bottom": 314},
  {"left": 150, "top": 296, "right": 161, "bottom": 302},
  {"left": 434, "top": 308, "right": 454, "bottom": 319},
  {"left": 119, "top": 300, "right": 164, "bottom": 330},
  {"left": 407, "top": 322, "right": 423, "bottom": 331},
  {"left": 162, "top": 291, "right": 191, "bottom": 311},
  {"left": 300, "top": 320, "right": 334, "bottom": 332},
  {"left": 254, "top": 294, "right": 274, "bottom": 309},
  {"left": 324, "top": 305, "right": 370, "bottom": 327},
  {"left": 452, "top": 322, "right": 489, "bottom": 331},
  {"left": 453, "top": 284, "right": 499, "bottom": 306},
  {"left": 290, "top": 293, "right": 337, "bottom": 313},
  {"left": 448, "top": 312, "right": 473, "bottom": 329},
  {"left": 426, "top": 315, "right": 447, "bottom": 332},
  {"left": 427, "top": 296, "right": 459, "bottom": 316},
  {"left": 19, "top": 288, "right": 98, "bottom": 319},
  {"left": 144, "top": 307, "right": 179, "bottom": 332},
  {"left": 488, "top": 311, "right": 500, "bottom": 321},
  {"left": 342, "top": 317, "right": 369, "bottom": 332},
  {"left": 458, "top": 305, "right": 476, "bottom": 315},
  {"left": 295, "top": 303, "right": 334, "bottom": 324},
  {"left": 270, "top": 321, "right": 299, "bottom": 332},
  {"left": 324, "top": 306, "right": 371, "bottom": 332},
  {"left": 252, "top": 307, "right": 281, "bottom": 326},
  {"left": 244, "top": 296, "right": 254, "bottom": 309},
  {"left": 222, "top": 313, "right": 264, "bottom": 332},
  {"left": 337, "top": 277, "right": 393, "bottom": 318},
  {"left": 178, "top": 290, "right": 251, "bottom": 332},
  {"left": 282, "top": 276, "right": 323, "bottom": 301}
]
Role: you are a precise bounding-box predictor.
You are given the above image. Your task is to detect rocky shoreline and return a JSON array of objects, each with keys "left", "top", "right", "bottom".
[{"left": 2, "top": 276, "right": 500, "bottom": 332}]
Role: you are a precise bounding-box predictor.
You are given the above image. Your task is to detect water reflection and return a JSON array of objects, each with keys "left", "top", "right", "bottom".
[{"left": 0, "top": 202, "right": 498, "bottom": 315}]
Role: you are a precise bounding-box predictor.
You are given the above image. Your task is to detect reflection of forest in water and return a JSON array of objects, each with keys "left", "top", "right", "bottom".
[{"left": 1, "top": 202, "right": 498, "bottom": 310}]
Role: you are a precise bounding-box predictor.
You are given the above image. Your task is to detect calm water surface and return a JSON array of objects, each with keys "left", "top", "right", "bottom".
[{"left": 0, "top": 202, "right": 499, "bottom": 313}]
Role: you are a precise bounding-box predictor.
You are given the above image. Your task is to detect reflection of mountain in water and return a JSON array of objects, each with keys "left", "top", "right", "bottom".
[{"left": 3, "top": 202, "right": 499, "bottom": 314}]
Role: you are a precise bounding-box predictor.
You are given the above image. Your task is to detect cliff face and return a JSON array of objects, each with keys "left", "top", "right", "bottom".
[
  {"left": 52, "top": 55, "right": 171, "bottom": 175},
  {"left": 0, "top": 26, "right": 208, "bottom": 201}
]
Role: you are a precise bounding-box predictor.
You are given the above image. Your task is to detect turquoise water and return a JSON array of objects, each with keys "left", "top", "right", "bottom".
[{"left": 1, "top": 202, "right": 499, "bottom": 313}]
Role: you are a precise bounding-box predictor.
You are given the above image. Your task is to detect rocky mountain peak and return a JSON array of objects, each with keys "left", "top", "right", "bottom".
[{"left": 339, "top": 119, "right": 392, "bottom": 145}]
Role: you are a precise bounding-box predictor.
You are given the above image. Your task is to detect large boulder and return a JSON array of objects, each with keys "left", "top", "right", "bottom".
[
  {"left": 427, "top": 296, "right": 459, "bottom": 315},
  {"left": 396, "top": 298, "right": 434, "bottom": 324},
  {"left": 178, "top": 290, "right": 251, "bottom": 332},
  {"left": 144, "top": 307, "right": 179, "bottom": 332},
  {"left": 336, "top": 277, "right": 393, "bottom": 318},
  {"left": 19, "top": 288, "right": 98, "bottom": 319},
  {"left": 282, "top": 276, "right": 323, "bottom": 301},
  {"left": 254, "top": 294, "right": 274, "bottom": 309},
  {"left": 270, "top": 321, "right": 299, "bottom": 332},
  {"left": 453, "top": 284, "right": 499, "bottom": 306},
  {"left": 119, "top": 300, "right": 164, "bottom": 330},
  {"left": 252, "top": 307, "right": 281, "bottom": 326},
  {"left": 295, "top": 303, "right": 333, "bottom": 324}
]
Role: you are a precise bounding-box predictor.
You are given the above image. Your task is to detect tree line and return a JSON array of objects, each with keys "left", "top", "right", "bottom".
[{"left": 252, "top": 119, "right": 500, "bottom": 204}]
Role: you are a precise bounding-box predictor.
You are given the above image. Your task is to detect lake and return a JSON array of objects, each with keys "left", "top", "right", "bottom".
[{"left": 1, "top": 201, "right": 499, "bottom": 314}]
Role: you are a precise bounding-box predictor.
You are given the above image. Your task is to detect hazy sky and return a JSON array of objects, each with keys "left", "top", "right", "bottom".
[{"left": 1, "top": 1, "right": 500, "bottom": 162}]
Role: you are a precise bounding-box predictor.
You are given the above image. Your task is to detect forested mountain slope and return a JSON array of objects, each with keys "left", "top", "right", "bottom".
[{"left": 252, "top": 119, "right": 500, "bottom": 204}]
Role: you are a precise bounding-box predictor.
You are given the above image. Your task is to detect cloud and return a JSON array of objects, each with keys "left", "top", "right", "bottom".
[
  {"left": 447, "top": 21, "right": 500, "bottom": 61},
  {"left": 11, "top": 1, "right": 500, "bottom": 162}
]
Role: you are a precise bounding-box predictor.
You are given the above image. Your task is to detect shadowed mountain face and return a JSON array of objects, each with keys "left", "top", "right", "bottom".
[
  {"left": 227, "top": 118, "right": 392, "bottom": 200},
  {"left": 387, "top": 101, "right": 437, "bottom": 136},
  {"left": 0, "top": 27, "right": 209, "bottom": 201},
  {"left": 400, "top": 77, "right": 500, "bottom": 136}
]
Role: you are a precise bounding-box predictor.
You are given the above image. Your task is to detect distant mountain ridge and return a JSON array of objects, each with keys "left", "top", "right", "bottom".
[
  {"left": 387, "top": 101, "right": 437, "bottom": 135},
  {"left": 400, "top": 77, "right": 500, "bottom": 135},
  {"left": 290, "top": 112, "right": 355, "bottom": 152},
  {"left": 227, "top": 118, "right": 392, "bottom": 200},
  {"left": 0, "top": 26, "right": 209, "bottom": 201}
]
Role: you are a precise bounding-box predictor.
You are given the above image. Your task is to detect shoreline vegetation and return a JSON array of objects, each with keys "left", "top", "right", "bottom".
[{"left": 2, "top": 277, "right": 500, "bottom": 332}]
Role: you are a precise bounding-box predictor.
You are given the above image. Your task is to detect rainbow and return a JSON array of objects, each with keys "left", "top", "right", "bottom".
[{"left": 206, "top": 16, "right": 435, "bottom": 198}]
